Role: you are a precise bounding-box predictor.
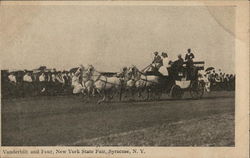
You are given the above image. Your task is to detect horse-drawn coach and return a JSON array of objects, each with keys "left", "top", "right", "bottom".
[
  {"left": 72, "top": 60, "right": 205, "bottom": 103},
  {"left": 119, "top": 61, "right": 205, "bottom": 101},
  {"left": 166, "top": 61, "right": 205, "bottom": 99}
]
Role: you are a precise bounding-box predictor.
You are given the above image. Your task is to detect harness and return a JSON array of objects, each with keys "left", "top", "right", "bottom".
[
  {"left": 134, "top": 69, "right": 159, "bottom": 86},
  {"left": 90, "top": 70, "right": 122, "bottom": 89},
  {"left": 81, "top": 80, "right": 87, "bottom": 89}
]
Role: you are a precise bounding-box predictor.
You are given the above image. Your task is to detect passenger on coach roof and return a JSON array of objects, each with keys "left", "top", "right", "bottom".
[
  {"left": 158, "top": 52, "right": 170, "bottom": 76},
  {"left": 185, "top": 48, "right": 195, "bottom": 67},
  {"left": 152, "top": 51, "right": 163, "bottom": 70}
]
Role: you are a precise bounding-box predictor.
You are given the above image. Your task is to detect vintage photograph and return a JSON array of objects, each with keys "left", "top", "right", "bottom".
[{"left": 1, "top": 3, "right": 236, "bottom": 147}]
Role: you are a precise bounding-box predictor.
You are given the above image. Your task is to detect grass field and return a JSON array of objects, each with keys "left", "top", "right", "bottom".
[{"left": 1, "top": 91, "right": 235, "bottom": 146}]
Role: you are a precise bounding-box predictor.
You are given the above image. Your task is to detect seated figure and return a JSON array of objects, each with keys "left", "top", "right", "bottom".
[{"left": 170, "top": 54, "right": 184, "bottom": 80}]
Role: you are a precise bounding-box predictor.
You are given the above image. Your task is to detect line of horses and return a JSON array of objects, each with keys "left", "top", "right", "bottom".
[{"left": 72, "top": 65, "right": 164, "bottom": 104}]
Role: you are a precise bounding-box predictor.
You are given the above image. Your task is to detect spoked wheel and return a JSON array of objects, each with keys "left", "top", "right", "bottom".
[
  {"left": 190, "top": 80, "right": 204, "bottom": 99},
  {"left": 170, "top": 84, "right": 184, "bottom": 99}
]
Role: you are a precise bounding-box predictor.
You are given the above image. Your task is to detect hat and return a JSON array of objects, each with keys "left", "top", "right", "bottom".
[
  {"left": 79, "top": 64, "right": 84, "bottom": 69},
  {"left": 154, "top": 51, "right": 158, "bottom": 55},
  {"left": 161, "top": 52, "right": 167, "bottom": 57}
]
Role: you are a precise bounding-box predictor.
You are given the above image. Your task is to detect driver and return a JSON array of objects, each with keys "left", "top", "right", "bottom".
[
  {"left": 152, "top": 51, "right": 163, "bottom": 70},
  {"left": 117, "top": 66, "right": 128, "bottom": 79}
]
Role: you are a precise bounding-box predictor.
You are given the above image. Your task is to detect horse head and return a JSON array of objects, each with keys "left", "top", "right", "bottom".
[
  {"left": 86, "top": 65, "right": 94, "bottom": 73},
  {"left": 127, "top": 65, "right": 141, "bottom": 81},
  {"left": 85, "top": 65, "right": 103, "bottom": 82}
]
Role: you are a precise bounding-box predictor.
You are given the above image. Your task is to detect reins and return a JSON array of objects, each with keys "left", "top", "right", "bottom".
[
  {"left": 90, "top": 70, "right": 122, "bottom": 86},
  {"left": 133, "top": 67, "right": 159, "bottom": 85}
]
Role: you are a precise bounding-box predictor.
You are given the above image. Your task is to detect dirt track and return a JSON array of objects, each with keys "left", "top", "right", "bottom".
[{"left": 2, "top": 91, "right": 235, "bottom": 146}]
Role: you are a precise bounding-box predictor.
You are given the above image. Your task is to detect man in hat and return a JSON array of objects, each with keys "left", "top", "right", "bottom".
[
  {"left": 185, "top": 48, "right": 195, "bottom": 64},
  {"left": 175, "top": 54, "right": 184, "bottom": 67},
  {"left": 152, "top": 51, "right": 163, "bottom": 70},
  {"left": 51, "top": 70, "right": 56, "bottom": 82},
  {"left": 23, "top": 71, "right": 33, "bottom": 83},
  {"left": 55, "top": 71, "right": 65, "bottom": 94},
  {"left": 8, "top": 72, "right": 17, "bottom": 84},
  {"left": 117, "top": 66, "right": 128, "bottom": 79},
  {"left": 23, "top": 71, "right": 33, "bottom": 96},
  {"left": 39, "top": 72, "right": 46, "bottom": 94},
  {"left": 48, "top": 69, "right": 58, "bottom": 95},
  {"left": 171, "top": 54, "right": 184, "bottom": 79},
  {"left": 185, "top": 48, "right": 195, "bottom": 79}
]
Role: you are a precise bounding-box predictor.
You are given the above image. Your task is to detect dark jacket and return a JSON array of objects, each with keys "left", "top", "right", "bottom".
[{"left": 185, "top": 53, "right": 195, "bottom": 61}]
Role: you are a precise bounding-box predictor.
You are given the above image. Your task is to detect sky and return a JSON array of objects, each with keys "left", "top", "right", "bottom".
[{"left": 0, "top": 5, "right": 235, "bottom": 73}]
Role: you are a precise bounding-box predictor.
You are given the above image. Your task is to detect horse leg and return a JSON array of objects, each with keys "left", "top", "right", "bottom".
[
  {"left": 108, "top": 87, "right": 116, "bottom": 101},
  {"left": 119, "top": 86, "right": 123, "bottom": 101},
  {"left": 123, "top": 87, "right": 128, "bottom": 98},
  {"left": 130, "top": 87, "right": 135, "bottom": 101},
  {"left": 81, "top": 88, "right": 89, "bottom": 103},
  {"left": 81, "top": 87, "right": 87, "bottom": 96},
  {"left": 147, "top": 88, "right": 150, "bottom": 100},
  {"left": 98, "top": 90, "right": 106, "bottom": 104},
  {"left": 137, "top": 88, "right": 141, "bottom": 97},
  {"left": 92, "top": 88, "right": 96, "bottom": 97},
  {"left": 96, "top": 89, "right": 102, "bottom": 97},
  {"left": 85, "top": 87, "right": 92, "bottom": 102}
]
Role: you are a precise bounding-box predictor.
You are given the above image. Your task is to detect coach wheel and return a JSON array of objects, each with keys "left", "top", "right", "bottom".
[
  {"left": 190, "top": 81, "right": 204, "bottom": 99},
  {"left": 170, "top": 85, "right": 183, "bottom": 99}
]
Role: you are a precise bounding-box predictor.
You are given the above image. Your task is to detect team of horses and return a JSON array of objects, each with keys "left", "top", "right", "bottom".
[{"left": 71, "top": 65, "right": 162, "bottom": 103}]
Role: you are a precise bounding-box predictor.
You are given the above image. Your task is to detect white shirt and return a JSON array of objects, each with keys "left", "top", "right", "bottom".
[
  {"left": 39, "top": 74, "right": 45, "bottom": 82},
  {"left": 162, "top": 57, "right": 170, "bottom": 68},
  {"left": 23, "top": 74, "right": 33, "bottom": 82},
  {"left": 52, "top": 74, "right": 56, "bottom": 82},
  {"left": 159, "top": 57, "right": 170, "bottom": 76},
  {"left": 8, "top": 74, "right": 17, "bottom": 83}
]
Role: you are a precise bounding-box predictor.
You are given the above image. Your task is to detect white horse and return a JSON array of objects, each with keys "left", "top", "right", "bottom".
[
  {"left": 117, "top": 66, "right": 137, "bottom": 100},
  {"left": 87, "top": 66, "right": 122, "bottom": 103},
  {"left": 71, "top": 66, "right": 95, "bottom": 98},
  {"left": 81, "top": 69, "right": 95, "bottom": 98},
  {"left": 128, "top": 66, "right": 161, "bottom": 100},
  {"left": 71, "top": 74, "right": 84, "bottom": 94}
]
